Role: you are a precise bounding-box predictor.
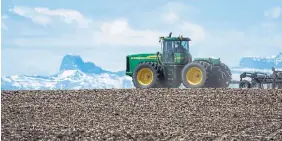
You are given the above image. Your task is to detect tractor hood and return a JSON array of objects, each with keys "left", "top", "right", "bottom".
[
  {"left": 128, "top": 53, "right": 157, "bottom": 57},
  {"left": 127, "top": 53, "right": 157, "bottom": 60},
  {"left": 125, "top": 53, "right": 158, "bottom": 77}
]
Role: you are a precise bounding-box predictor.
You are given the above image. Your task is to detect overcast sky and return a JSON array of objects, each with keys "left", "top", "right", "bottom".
[{"left": 2, "top": 0, "right": 282, "bottom": 76}]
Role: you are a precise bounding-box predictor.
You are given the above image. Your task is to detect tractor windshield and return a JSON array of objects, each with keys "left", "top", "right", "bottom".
[
  {"left": 161, "top": 40, "right": 190, "bottom": 64},
  {"left": 173, "top": 41, "right": 189, "bottom": 53}
]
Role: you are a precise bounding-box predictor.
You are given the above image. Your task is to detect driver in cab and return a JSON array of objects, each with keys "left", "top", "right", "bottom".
[{"left": 174, "top": 41, "right": 186, "bottom": 53}]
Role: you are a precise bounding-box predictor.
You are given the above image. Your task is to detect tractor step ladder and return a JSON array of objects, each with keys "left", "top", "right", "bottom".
[
  {"left": 166, "top": 67, "right": 174, "bottom": 81},
  {"left": 166, "top": 67, "right": 175, "bottom": 87}
]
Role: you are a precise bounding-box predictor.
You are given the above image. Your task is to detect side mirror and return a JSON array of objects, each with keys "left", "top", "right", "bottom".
[
  {"left": 156, "top": 51, "right": 162, "bottom": 58},
  {"left": 156, "top": 51, "right": 163, "bottom": 65}
]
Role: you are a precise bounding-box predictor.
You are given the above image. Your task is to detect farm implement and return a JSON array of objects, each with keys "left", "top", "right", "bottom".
[{"left": 239, "top": 67, "right": 282, "bottom": 89}]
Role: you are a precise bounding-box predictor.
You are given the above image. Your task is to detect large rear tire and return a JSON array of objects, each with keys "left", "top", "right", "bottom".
[
  {"left": 181, "top": 61, "right": 208, "bottom": 88},
  {"left": 207, "top": 62, "right": 232, "bottom": 88},
  {"left": 181, "top": 61, "right": 232, "bottom": 88},
  {"left": 197, "top": 62, "right": 232, "bottom": 88},
  {"left": 218, "top": 62, "right": 232, "bottom": 87}
]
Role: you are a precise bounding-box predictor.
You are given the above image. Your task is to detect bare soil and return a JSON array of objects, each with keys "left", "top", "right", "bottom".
[{"left": 2, "top": 88, "right": 282, "bottom": 141}]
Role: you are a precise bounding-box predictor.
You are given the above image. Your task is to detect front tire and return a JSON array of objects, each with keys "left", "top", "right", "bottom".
[{"left": 132, "top": 62, "right": 158, "bottom": 88}]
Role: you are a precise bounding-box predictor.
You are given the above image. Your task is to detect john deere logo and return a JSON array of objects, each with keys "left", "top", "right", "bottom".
[
  {"left": 175, "top": 57, "right": 184, "bottom": 59},
  {"left": 131, "top": 55, "right": 157, "bottom": 59},
  {"left": 147, "top": 55, "right": 157, "bottom": 58}
]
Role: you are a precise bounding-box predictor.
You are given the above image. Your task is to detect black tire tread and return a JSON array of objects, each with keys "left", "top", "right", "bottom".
[
  {"left": 219, "top": 62, "right": 232, "bottom": 87},
  {"left": 191, "top": 61, "right": 232, "bottom": 88},
  {"left": 239, "top": 80, "right": 251, "bottom": 88},
  {"left": 192, "top": 60, "right": 213, "bottom": 87}
]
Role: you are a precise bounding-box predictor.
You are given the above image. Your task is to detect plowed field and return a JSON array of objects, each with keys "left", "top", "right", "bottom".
[{"left": 2, "top": 88, "right": 282, "bottom": 140}]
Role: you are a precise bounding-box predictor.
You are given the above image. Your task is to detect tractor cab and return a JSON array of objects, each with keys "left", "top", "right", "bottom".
[{"left": 158, "top": 33, "right": 192, "bottom": 65}]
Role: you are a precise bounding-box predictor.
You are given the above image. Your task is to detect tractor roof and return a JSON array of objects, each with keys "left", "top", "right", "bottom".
[{"left": 159, "top": 36, "right": 191, "bottom": 41}]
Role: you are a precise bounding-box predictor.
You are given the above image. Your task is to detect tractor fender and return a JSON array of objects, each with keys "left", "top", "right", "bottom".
[{"left": 193, "top": 57, "right": 221, "bottom": 65}]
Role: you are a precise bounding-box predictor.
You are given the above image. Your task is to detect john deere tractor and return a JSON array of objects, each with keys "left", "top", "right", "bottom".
[{"left": 125, "top": 32, "right": 232, "bottom": 88}]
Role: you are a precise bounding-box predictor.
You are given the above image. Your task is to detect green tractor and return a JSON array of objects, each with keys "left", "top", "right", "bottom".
[{"left": 125, "top": 32, "right": 232, "bottom": 88}]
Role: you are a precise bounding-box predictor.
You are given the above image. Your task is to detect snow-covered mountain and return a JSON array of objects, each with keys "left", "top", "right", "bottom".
[
  {"left": 2, "top": 53, "right": 282, "bottom": 90},
  {"left": 1, "top": 54, "right": 133, "bottom": 90},
  {"left": 230, "top": 52, "right": 282, "bottom": 81},
  {"left": 239, "top": 52, "right": 282, "bottom": 69}
]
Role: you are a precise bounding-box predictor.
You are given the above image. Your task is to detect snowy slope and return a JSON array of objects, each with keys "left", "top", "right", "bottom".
[
  {"left": 2, "top": 70, "right": 133, "bottom": 90},
  {"left": 239, "top": 52, "right": 282, "bottom": 69},
  {"left": 1, "top": 54, "right": 133, "bottom": 90}
]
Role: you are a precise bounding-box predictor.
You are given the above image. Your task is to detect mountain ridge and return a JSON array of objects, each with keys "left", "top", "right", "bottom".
[
  {"left": 239, "top": 52, "right": 282, "bottom": 69},
  {"left": 1, "top": 54, "right": 131, "bottom": 90},
  {"left": 59, "top": 54, "right": 124, "bottom": 76}
]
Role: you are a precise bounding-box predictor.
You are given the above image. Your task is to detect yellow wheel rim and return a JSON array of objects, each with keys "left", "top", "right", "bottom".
[
  {"left": 186, "top": 67, "right": 203, "bottom": 85},
  {"left": 137, "top": 68, "right": 153, "bottom": 85}
]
